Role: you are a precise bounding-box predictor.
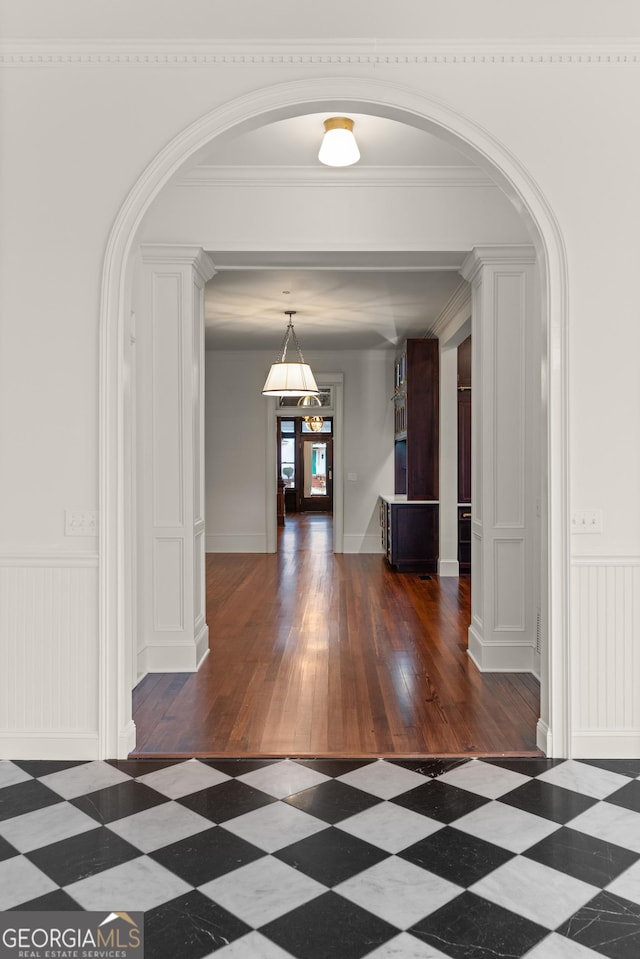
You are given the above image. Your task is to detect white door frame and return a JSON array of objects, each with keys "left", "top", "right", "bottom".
[{"left": 99, "top": 76, "right": 569, "bottom": 758}]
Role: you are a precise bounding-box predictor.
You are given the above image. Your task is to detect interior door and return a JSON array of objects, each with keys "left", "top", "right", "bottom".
[{"left": 299, "top": 434, "right": 333, "bottom": 512}]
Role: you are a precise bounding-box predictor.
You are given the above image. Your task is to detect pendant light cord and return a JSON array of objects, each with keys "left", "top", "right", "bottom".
[{"left": 276, "top": 311, "right": 306, "bottom": 364}]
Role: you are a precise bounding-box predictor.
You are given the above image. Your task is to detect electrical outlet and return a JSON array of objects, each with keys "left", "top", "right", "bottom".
[
  {"left": 65, "top": 510, "right": 98, "bottom": 536},
  {"left": 571, "top": 509, "right": 603, "bottom": 534}
]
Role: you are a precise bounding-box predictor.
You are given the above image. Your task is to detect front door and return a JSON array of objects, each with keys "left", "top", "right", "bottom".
[{"left": 299, "top": 432, "right": 333, "bottom": 512}]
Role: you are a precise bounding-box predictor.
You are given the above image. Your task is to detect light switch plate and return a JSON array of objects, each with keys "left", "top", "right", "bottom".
[
  {"left": 65, "top": 510, "right": 98, "bottom": 536},
  {"left": 571, "top": 509, "right": 602, "bottom": 534}
]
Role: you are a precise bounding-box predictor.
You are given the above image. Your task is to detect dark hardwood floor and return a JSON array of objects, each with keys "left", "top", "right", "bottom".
[{"left": 132, "top": 513, "right": 541, "bottom": 757}]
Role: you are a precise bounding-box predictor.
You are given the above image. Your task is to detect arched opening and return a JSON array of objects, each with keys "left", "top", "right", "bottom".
[{"left": 99, "top": 77, "right": 569, "bottom": 759}]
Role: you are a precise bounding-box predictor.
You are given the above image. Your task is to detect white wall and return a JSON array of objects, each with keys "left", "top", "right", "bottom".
[
  {"left": 2, "top": 3, "right": 640, "bottom": 757},
  {"left": 205, "top": 349, "right": 394, "bottom": 553}
]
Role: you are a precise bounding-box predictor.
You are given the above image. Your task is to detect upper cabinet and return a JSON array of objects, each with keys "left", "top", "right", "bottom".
[{"left": 393, "top": 338, "right": 439, "bottom": 500}]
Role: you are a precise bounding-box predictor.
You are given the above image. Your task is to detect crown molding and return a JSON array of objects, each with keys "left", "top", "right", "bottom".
[
  {"left": 2, "top": 37, "right": 640, "bottom": 65},
  {"left": 178, "top": 165, "right": 496, "bottom": 189},
  {"left": 431, "top": 279, "right": 472, "bottom": 338}
]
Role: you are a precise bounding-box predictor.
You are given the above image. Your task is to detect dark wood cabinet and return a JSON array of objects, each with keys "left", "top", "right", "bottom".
[
  {"left": 457, "top": 335, "right": 472, "bottom": 573},
  {"left": 382, "top": 338, "right": 439, "bottom": 572},
  {"left": 381, "top": 497, "right": 439, "bottom": 573},
  {"left": 394, "top": 339, "right": 439, "bottom": 500}
]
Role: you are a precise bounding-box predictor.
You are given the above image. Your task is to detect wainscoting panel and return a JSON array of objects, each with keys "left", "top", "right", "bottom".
[
  {"left": 571, "top": 556, "right": 640, "bottom": 757},
  {"left": 0, "top": 553, "right": 99, "bottom": 759}
]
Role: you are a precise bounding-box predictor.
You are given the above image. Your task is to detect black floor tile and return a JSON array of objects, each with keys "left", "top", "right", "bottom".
[
  {"left": 12, "top": 760, "right": 87, "bottom": 778},
  {"left": 70, "top": 780, "right": 168, "bottom": 824},
  {"left": 198, "top": 759, "right": 279, "bottom": 777},
  {"left": 557, "top": 890, "right": 640, "bottom": 959},
  {"left": 0, "top": 834, "right": 18, "bottom": 861},
  {"left": 292, "top": 759, "right": 376, "bottom": 778},
  {"left": 481, "top": 757, "right": 566, "bottom": 777},
  {"left": 399, "top": 826, "right": 514, "bottom": 886},
  {"left": 150, "top": 826, "right": 265, "bottom": 885},
  {"left": 145, "top": 890, "right": 250, "bottom": 959},
  {"left": 410, "top": 890, "right": 548, "bottom": 959},
  {"left": 391, "top": 779, "right": 489, "bottom": 823},
  {"left": 177, "top": 778, "right": 276, "bottom": 823},
  {"left": 604, "top": 779, "right": 640, "bottom": 814},
  {"left": 499, "top": 778, "right": 597, "bottom": 824},
  {"left": 0, "top": 778, "right": 62, "bottom": 821},
  {"left": 275, "top": 826, "right": 387, "bottom": 886},
  {"left": 524, "top": 826, "right": 639, "bottom": 887},
  {"left": 261, "top": 890, "right": 397, "bottom": 959},
  {"left": 578, "top": 758, "right": 640, "bottom": 779},
  {"left": 107, "top": 759, "right": 184, "bottom": 777},
  {"left": 386, "top": 758, "right": 468, "bottom": 779},
  {"left": 14, "top": 889, "right": 82, "bottom": 911},
  {"left": 283, "top": 779, "right": 381, "bottom": 824},
  {"left": 26, "top": 827, "right": 140, "bottom": 886}
]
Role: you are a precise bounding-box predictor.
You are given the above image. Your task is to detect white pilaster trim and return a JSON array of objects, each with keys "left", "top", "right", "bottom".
[
  {"left": 139, "top": 244, "right": 216, "bottom": 284},
  {"left": 460, "top": 245, "right": 537, "bottom": 283}
]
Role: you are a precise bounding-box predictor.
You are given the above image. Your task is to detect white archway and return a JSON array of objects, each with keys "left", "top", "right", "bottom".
[{"left": 99, "top": 76, "right": 569, "bottom": 759}]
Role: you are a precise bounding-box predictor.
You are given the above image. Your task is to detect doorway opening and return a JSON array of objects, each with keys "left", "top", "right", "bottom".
[{"left": 100, "top": 78, "right": 568, "bottom": 760}]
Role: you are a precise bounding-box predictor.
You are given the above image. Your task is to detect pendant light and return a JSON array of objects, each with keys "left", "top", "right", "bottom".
[
  {"left": 318, "top": 117, "right": 360, "bottom": 167},
  {"left": 297, "top": 394, "right": 324, "bottom": 432},
  {"left": 262, "top": 311, "right": 319, "bottom": 397}
]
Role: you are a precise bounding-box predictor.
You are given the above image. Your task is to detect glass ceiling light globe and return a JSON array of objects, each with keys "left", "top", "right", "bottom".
[{"left": 318, "top": 117, "right": 360, "bottom": 167}]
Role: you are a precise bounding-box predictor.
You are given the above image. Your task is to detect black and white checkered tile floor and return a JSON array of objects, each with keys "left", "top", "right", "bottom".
[{"left": 2, "top": 757, "right": 640, "bottom": 958}]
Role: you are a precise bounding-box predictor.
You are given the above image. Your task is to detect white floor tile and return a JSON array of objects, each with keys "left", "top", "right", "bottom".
[
  {"left": 537, "top": 760, "right": 631, "bottom": 799},
  {"left": 223, "top": 800, "right": 327, "bottom": 852},
  {"left": 437, "top": 760, "right": 530, "bottom": 799},
  {"left": 237, "top": 760, "right": 329, "bottom": 799},
  {"left": 569, "top": 802, "right": 640, "bottom": 853},
  {"left": 365, "top": 934, "right": 453, "bottom": 959},
  {"left": 200, "top": 856, "right": 325, "bottom": 927},
  {"left": 39, "top": 761, "right": 131, "bottom": 800},
  {"left": 336, "top": 801, "right": 444, "bottom": 853},
  {"left": 212, "top": 931, "right": 299, "bottom": 958},
  {"left": 336, "top": 761, "right": 428, "bottom": 800},
  {"left": 135, "top": 759, "right": 230, "bottom": 799},
  {"left": 471, "top": 856, "right": 598, "bottom": 929},
  {"left": 0, "top": 761, "right": 31, "bottom": 789},
  {"left": 0, "top": 801, "right": 96, "bottom": 853},
  {"left": 606, "top": 858, "right": 640, "bottom": 906},
  {"left": 0, "top": 856, "right": 57, "bottom": 910},
  {"left": 453, "top": 800, "right": 560, "bottom": 853},
  {"left": 107, "top": 800, "right": 213, "bottom": 852},
  {"left": 335, "top": 856, "right": 462, "bottom": 929},
  {"left": 65, "top": 855, "right": 191, "bottom": 911},
  {"left": 523, "top": 932, "right": 604, "bottom": 958}
]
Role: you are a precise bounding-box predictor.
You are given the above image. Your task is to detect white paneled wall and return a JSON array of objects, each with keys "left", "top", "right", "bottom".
[
  {"left": 571, "top": 558, "right": 640, "bottom": 757},
  {"left": 0, "top": 555, "right": 98, "bottom": 759}
]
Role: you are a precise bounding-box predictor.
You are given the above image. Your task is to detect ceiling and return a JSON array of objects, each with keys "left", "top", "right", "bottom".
[{"left": 202, "top": 114, "right": 475, "bottom": 350}]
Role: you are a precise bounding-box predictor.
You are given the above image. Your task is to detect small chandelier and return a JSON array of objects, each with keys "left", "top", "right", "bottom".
[
  {"left": 262, "top": 311, "right": 319, "bottom": 397},
  {"left": 318, "top": 117, "right": 360, "bottom": 167},
  {"left": 297, "top": 394, "right": 324, "bottom": 432}
]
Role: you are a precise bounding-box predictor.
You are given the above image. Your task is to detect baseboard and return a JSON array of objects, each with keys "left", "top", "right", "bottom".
[
  {"left": 0, "top": 731, "right": 99, "bottom": 761},
  {"left": 118, "top": 720, "right": 137, "bottom": 759},
  {"left": 438, "top": 559, "right": 460, "bottom": 577},
  {"left": 536, "top": 719, "right": 551, "bottom": 756},
  {"left": 206, "top": 534, "right": 267, "bottom": 552},
  {"left": 468, "top": 625, "right": 536, "bottom": 672},
  {"left": 138, "top": 637, "right": 210, "bottom": 673},
  {"left": 343, "top": 534, "right": 384, "bottom": 554},
  {"left": 571, "top": 731, "right": 640, "bottom": 759}
]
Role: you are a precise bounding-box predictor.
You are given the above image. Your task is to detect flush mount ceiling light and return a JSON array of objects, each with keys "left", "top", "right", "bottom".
[
  {"left": 262, "top": 311, "right": 320, "bottom": 397},
  {"left": 318, "top": 116, "right": 360, "bottom": 167}
]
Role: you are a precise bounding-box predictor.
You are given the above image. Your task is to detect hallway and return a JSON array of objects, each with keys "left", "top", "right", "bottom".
[{"left": 132, "top": 515, "right": 539, "bottom": 757}]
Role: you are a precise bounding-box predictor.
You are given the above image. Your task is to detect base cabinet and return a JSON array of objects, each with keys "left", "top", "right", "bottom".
[{"left": 381, "top": 499, "right": 439, "bottom": 573}]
